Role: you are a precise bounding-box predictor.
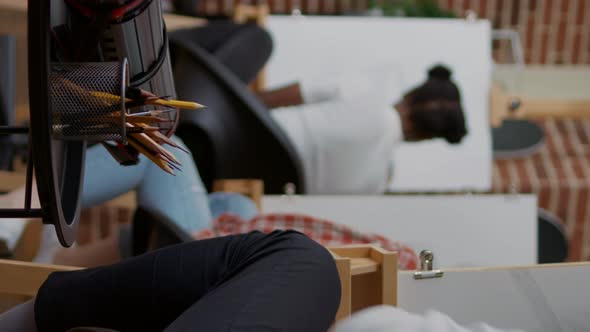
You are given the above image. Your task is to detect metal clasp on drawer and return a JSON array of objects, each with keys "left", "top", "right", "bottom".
[{"left": 413, "top": 250, "right": 444, "bottom": 280}]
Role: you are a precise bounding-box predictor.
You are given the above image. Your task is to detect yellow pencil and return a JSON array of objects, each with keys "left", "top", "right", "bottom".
[
  {"left": 148, "top": 99, "right": 205, "bottom": 110},
  {"left": 90, "top": 91, "right": 205, "bottom": 110}
]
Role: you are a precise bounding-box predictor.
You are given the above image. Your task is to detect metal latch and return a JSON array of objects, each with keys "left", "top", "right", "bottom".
[{"left": 413, "top": 250, "right": 444, "bottom": 280}]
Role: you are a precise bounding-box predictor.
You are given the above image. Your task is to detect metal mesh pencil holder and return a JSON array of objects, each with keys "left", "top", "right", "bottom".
[{"left": 50, "top": 58, "right": 129, "bottom": 143}]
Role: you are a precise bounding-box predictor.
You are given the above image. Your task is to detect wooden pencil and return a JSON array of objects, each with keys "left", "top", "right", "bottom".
[
  {"left": 124, "top": 115, "right": 169, "bottom": 124},
  {"left": 147, "top": 99, "right": 205, "bottom": 110},
  {"left": 136, "top": 122, "right": 190, "bottom": 154},
  {"left": 130, "top": 132, "right": 181, "bottom": 165},
  {"left": 111, "top": 110, "right": 170, "bottom": 117},
  {"left": 127, "top": 137, "right": 175, "bottom": 175}
]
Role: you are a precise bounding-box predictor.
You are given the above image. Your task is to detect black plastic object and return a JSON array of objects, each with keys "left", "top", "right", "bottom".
[
  {"left": 538, "top": 208, "right": 569, "bottom": 264},
  {"left": 0, "top": 35, "right": 16, "bottom": 170},
  {"left": 172, "top": 0, "right": 200, "bottom": 16},
  {"left": 50, "top": 60, "right": 129, "bottom": 142},
  {"left": 67, "top": 0, "right": 179, "bottom": 138},
  {"left": 28, "top": 0, "right": 87, "bottom": 246},
  {"left": 493, "top": 119, "right": 545, "bottom": 159},
  {"left": 170, "top": 33, "right": 305, "bottom": 194}
]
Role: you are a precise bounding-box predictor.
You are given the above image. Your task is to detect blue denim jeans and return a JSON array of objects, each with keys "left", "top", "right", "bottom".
[{"left": 82, "top": 136, "right": 258, "bottom": 233}]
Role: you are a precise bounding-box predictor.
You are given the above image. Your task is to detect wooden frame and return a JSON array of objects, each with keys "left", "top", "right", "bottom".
[
  {"left": 0, "top": 171, "right": 25, "bottom": 192},
  {"left": 0, "top": 259, "right": 80, "bottom": 298}
]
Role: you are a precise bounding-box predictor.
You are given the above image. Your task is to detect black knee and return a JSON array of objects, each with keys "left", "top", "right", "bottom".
[
  {"left": 266, "top": 231, "right": 342, "bottom": 304},
  {"left": 239, "top": 24, "right": 273, "bottom": 63}
]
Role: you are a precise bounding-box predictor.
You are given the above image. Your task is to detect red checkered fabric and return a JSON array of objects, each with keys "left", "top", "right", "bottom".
[{"left": 193, "top": 213, "right": 419, "bottom": 270}]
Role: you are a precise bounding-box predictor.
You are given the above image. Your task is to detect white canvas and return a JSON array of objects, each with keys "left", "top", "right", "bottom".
[
  {"left": 262, "top": 194, "right": 537, "bottom": 268},
  {"left": 265, "top": 16, "right": 493, "bottom": 192}
]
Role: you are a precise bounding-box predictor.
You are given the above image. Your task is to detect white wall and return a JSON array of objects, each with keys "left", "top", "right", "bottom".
[{"left": 265, "top": 16, "right": 493, "bottom": 192}]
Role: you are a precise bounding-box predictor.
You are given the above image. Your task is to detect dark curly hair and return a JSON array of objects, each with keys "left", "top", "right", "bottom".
[{"left": 407, "top": 65, "right": 467, "bottom": 144}]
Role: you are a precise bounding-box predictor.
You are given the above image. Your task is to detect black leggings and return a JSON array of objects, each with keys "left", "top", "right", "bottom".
[{"left": 34, "top": 231, "right": 341, "bottom": 332}]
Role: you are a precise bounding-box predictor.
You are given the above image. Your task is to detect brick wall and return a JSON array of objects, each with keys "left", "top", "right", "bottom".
[
  {"left": 435, "top": 0, "right": 590, "bottom": 65},
  {"left": 193, "top": 0, "right": 590, "bottom": 65}
]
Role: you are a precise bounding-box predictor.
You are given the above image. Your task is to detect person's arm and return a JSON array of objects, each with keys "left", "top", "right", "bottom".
[
  {"left": 257, "top": 80, "right": 344, "bottom": 110},
  {"left": 256, "top": 82, "right": 305, "bottom": 109}
]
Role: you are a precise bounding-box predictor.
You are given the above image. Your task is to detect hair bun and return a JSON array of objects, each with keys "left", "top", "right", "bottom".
[{"left": 428, "top": 65, "right": 452, "bottom": 80}]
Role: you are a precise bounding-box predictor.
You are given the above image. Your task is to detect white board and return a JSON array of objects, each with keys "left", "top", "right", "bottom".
[
  {"left": 398, "top": 263, "right": 590, "bottom": 331},
  {"left": 262, "top": 194, "right": 537, "bottom": 268},
  {"left": 265, "top": 16, "right": 493, "bottom": 192}
]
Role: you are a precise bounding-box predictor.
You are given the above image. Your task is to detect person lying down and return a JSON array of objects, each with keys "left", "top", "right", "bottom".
[{"left": 258, "top": 64, "right": 468, "bottom": 194}]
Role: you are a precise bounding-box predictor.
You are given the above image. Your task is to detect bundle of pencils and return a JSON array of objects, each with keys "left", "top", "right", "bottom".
[
  {"left": 53, "top": 77, "right": 204, "bottom": 175},
  {"left": 123, "top": 121, "right": 190, "bottom": 175},
  {"left": 96, "top": 88, "right": 204, "bottom": 175}
]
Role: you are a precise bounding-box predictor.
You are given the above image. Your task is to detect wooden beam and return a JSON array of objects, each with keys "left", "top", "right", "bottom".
[
  {"left": 0, "top": 171, "right": 25, "bottom": 192},
  {"left": 350, "top": 257, "right": 378, "bottom": 275},
  {"left": 0, "top": 260, "right": 80, "bottom": 297},
  {"left": 331, "top": 254, "right": 352, "bottom": 321},
  {"left": 163, "top": 13, "right": 206, "bottom": 31},
  {"left": 490, "top": 82, "right": 590, "bottom": 125},
  {"left": 328, "top": 245, "right": 372, "bottom": 259},
  {"left": 370, "top": 246, "right": 397, "bottom": 306},
  {"left": 519, "top": 99, "right": 590, "bottom": 119}
]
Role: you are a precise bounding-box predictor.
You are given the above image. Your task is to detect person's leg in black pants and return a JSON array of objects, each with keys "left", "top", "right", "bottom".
[
  {"left": 32, "top": 231, "right": 341, "bottom": 332},
  {"left": 169, "top": 21, "right": 273, "bottom": 84}
]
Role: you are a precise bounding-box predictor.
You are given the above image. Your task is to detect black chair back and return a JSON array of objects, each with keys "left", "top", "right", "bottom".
[
  {"left": 0, "top": 35, "right": 16, "bottom": 170},
  {"left": 169, "top": 32, "right": 305, "bottom": 194}
]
